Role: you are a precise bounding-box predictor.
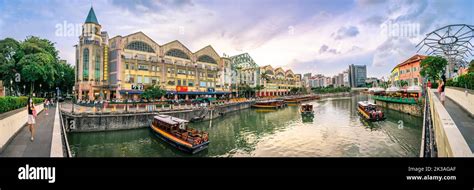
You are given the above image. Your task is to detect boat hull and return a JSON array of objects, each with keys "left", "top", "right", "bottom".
[
  {"left": 357, "top": 107, "right": 385, "bottom": 122},
  {"left": 150, "top": 125, "right": 209, "bottom": 154}
]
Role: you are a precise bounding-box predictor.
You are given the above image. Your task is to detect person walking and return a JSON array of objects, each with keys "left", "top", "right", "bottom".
[
  {"left": 438, "top": 75, "right": 446, "bottom": 106},
  {"left": 44, "top": 98, "right": 50, "bottom": 115},
  {"left": 27, "top": 97, "right": 37, "bottom": 141}
]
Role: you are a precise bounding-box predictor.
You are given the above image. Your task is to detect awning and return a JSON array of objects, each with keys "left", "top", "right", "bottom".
[
  {"left": 119, "top": 90, "right": 143, "bottom": 95},
  {"left": 165, "top": 91, "right": 231, "bottom": 95}
]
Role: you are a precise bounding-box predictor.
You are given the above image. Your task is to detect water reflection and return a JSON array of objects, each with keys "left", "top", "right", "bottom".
[{"left": 69, "top": 95, "right": 422, "bottom": 157}]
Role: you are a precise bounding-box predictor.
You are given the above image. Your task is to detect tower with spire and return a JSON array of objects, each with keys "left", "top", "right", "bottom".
[{"left": 75, "top": 6, "right": 109, "bottom": 100}]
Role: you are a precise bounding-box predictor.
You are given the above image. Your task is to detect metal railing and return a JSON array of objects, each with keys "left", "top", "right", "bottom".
[
  {"left": 420, "top": 88, "right": 437, "bottom": 157},
  {"left": 58, "top": 103, "right": 72, "bottom": 157}
]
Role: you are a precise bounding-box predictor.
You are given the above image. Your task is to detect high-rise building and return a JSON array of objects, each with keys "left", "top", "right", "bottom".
[{"left": 349, "top": 64, "right": 367, "bottom": 87}]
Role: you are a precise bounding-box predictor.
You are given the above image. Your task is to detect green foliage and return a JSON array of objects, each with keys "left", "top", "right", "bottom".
[
  {"left": 446, "top": 72, "right": 474, "bottom": 90},
  {"left": 141, "top": 85, "right": 166, "bottom": 100},
  {"left": 0, "top": 96, "right": 44, "bottom": 114},
  {"left": 312, "top": 86, "right": 350, "bottom": 94},
  {"left": 0, "top": 36, "right": 73, "bottom": 96},
  {"left": 420, "top": 56, "right": 448, "bottom": 81}
]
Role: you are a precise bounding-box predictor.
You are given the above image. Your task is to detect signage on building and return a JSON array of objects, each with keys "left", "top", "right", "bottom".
[
  {"left": 176, "top": 86, "right": 188, "bottom": 92},
  {"left": 103, "top": 45, "right": 108, "bottom": 81},
  {"left": 131, "top": 84, "right": 143, "bottom": 90},
  {"left": 207, "top": 88, "right": 215, "bottom": 92}
]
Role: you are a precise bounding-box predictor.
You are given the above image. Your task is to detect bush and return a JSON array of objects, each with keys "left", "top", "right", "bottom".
[
  {"left": 0, "top": 96, "right": 44, "bottom": 114},
  {"left": 445, "top": 72, "right": 474, "bottom": 90}
]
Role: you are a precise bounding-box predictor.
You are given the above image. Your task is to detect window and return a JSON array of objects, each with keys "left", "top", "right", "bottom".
[
  {"left": 168, "top": 80, "right": 175, "bottom": 85},
  {"left": 207, "top": 73, "right": 214, "bottom": 78},
  {"left": 197, "top": 55, "right": 217, "bottom": 64},
  {"left": 125, "top": 64, "right": 129, "bottom": 70},
  {"left": 95, "top": 49, "right": 101, "bottom": 81},
  {"left": 177, "top": 80, "right": 181, "bottom": 86},
  {"left": 110, "top": 61, "right": 117, "bottom": 72},
  {"left": 144, "top": 77, "right": 150, "bottom": 84},
  {"left": 188, "top": 82, "right": 194, "bottom": 87},
  {"left": 177, "top": 69, "right": 186, "bottom": 74},
  {"left": 165, "top": 49, "right": 190, "bottom": 59},
  {"left": 138, "top": 65, "right": 148, "bottom": 71},
  {"left": 83, "top": 48, "right": 89, "bottom": 80},
  {"left": 125, "top": 41, "right": 155, "bottom": 53},
  {"left": 137, "top": 76, "right": 143, "bottom": 83},
  {"left": 200, "top": 81, "right": 207, "bottom": 87},
  {"left": 183, "top": 80, "right": 186, "bottom": 86}
]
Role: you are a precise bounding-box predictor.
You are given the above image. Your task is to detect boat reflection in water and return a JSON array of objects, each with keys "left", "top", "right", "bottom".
[{"left": 68, "top": 95, "right": 422, "bottom": 157}]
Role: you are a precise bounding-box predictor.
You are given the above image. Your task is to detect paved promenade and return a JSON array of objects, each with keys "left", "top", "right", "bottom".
[{"left": 0, "top": 105, "right": 56, "bottom": 157}]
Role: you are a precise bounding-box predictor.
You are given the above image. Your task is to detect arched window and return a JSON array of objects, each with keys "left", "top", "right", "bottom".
[
  {"left": 95, "top": 49, "right": 101, "bottom": 81},
  {"left": 126, "top": 41, "right": 155, "bottom": 53},
  {"left": 265, "top": 70, "right": 274, "bottom": 75},
  {"left": 83, "top": 48, "right": 89, "bottom": 80},
  {"left": 197, "top": 55, "right": 217, "bottom": 64},
  {"left": 165, "top": 49, "right": 190, "bottom": 59}
]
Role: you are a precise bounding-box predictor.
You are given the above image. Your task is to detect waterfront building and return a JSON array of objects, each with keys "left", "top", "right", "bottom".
[
  {"left": 349, "top": 64, "right": 367, "bottom": 87},
  {"left": 303, "top": 73, "right": 312, "bottom": 88},
  {"left": 75, "top": 7, "right": 228, "bottom": 100},
  {"left": 230, "top": 53, "right": 260, "bottom": 96},
  {"left": 259, "top": 65, "right": 300, "bottom": 96},
  {"left": 390, "top": 54, "right": 426, "bottom": 86}
]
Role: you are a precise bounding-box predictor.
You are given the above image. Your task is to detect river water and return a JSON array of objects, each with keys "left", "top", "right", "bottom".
[{"left": 68, "top": 95, "right": 423, "bottom": 157}]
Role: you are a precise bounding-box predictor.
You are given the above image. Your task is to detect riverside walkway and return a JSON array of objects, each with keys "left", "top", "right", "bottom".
[
  {"left": 435, "top": 93, "right": 474, "bottom": 152},
  {"left": 0, "top": 105, "right": 56, "bottom": 157}
]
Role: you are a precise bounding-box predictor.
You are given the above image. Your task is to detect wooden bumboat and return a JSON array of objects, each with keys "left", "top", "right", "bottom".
[
  {"left": 252, "top": 100, "right": 286, "bottom": 109},
  {"left": 357, "top": 101, "right": 385, "bottom": 122},
  {"left": 150, "top": 115, "right": 209, "bottom": 154},
  {"left": 300, "top": 104, "right": 314, "bottom": 115}
]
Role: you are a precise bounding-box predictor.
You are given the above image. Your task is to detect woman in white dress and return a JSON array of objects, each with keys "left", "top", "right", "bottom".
[{"left": 27, "top": 97, "right": 36, "bottom": 141}]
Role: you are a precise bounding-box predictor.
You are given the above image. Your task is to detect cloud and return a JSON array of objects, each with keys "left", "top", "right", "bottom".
[
  {"left": 332, "top": 26, "right": 359, "bottom": 40},
  {"left": 110, "top": 0, "right": 194, "bottom": 13},
  {"left": 372, "top": 37, "right": 417, "bottom": 67},
  {"left": 319, "top": 44, "right": 340, "bottom": 54}
]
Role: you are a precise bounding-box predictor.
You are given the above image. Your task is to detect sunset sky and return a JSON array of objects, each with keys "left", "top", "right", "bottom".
[{"left": 1, "top": 0, "right": 473, "bottom": 78}]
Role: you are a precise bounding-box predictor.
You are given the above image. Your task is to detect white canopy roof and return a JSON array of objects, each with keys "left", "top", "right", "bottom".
[{"left": 154, "top": 115, "right": 188, "bottom": 125}]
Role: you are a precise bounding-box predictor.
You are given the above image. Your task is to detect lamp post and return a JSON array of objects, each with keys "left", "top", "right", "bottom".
[
  {"left": 23, "top": 85, "right": 26, "bottom": 96},
  {"left": 125, "top": 91, "right": 129, "bottom": 112},
  {"left": 39, "top": 84, "right": 42, "bottom": 97},
  {"left": 72, "top": 86, "right": 75, "bottom": 113},
  {"left": 10, "top": 79, "right": 13, "bottom": 96}
]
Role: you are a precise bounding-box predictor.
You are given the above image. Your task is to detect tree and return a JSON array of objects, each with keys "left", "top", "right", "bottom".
[
  {"left": 420, "top": 56, "right": 448, "bottom": 81},
  {"left": 0, "top": 36, "right": 73, "bottom": 97},
  {"left": 469, "top": 59, "right": 474, "bottom": 73},
  {"left": 142, "top": 85, "right": 166, "bottom": 100}
]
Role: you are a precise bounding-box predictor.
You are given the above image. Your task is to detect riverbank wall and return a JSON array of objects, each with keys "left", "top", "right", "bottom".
[
  {"left": 62, "top": 101, "right": 254, "bottom": 132},
  {"left": 374, "top": 99, "right": 422, "bottom": 117}
]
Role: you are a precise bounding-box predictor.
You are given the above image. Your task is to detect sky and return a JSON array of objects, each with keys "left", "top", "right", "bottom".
[{"left": 0, "top": 0, "right": 473, "bottom": 79}]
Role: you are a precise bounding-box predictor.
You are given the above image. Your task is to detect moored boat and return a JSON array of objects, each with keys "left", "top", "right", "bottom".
[
  {"left": 357, "top": 101, "right": 385, "bottom": 121},
  {"left": 150, "top": 115, "right": 209, "bottom": 154},
  {"left": 252, "top": 100, "right": 285, "bottom": 109}
]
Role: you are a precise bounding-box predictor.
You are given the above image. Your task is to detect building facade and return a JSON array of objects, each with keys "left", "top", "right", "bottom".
[
  {"left": 75, "top": 7, "right": 303, "bottom": 100},
  {"left": 349, "top": 64, "right": 367, "bottom": 88},
  {"left": 75, "top": 7, "right": 229, "bottom": 100},
  {"left": 390, "top": 54, "right": 426, "bottom": 86}
]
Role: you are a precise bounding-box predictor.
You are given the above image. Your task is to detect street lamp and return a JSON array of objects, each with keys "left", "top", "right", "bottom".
[
  {"left": 23, "top": 85, "right": 26, "bottom": 96},
  {"left": 39, "top": 84, "right": 42, "bottom": 97},
  {"left": 10, "top": 79, "right": 13, "bottom": 96},
  {"left": 125, "top": 91, "right": 129, "bottom": 112},
  {"left": 72, "top": 86, "right": 75, "bottom": 113}
]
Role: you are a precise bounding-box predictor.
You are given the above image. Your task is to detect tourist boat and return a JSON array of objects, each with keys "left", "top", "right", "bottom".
[
  {"left": 150, "top": 115, "right": 209, "bottom": 154},
  {"left": 357, "top": 101, "right": 385, "bottom": 121},
  {"left": 300, "top": 104, "right": 314, "bottom": 115},
  {"left": 252, "top": 100, "right": 285, "bottom": 109}
]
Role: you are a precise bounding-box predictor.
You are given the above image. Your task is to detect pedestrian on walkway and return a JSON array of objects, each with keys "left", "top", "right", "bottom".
[
  {"left": 27, "top": 97, "right": 36, "bottom": 141},
  {"left": 44, "top": 98, "right": 50, "bottom": 115},
  {"left": 438, "top": 75, "right": 446, "bottom": 106}
]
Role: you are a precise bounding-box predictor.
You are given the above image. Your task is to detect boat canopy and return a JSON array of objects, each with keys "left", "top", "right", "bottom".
[
  {"left": 358, "top": 101, "right": 376, "bottom": 107},
  {"left": 154, "top": 115, "right": 188, "bottom": 125}
]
